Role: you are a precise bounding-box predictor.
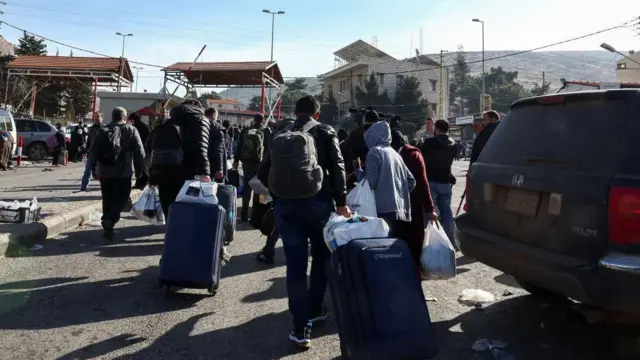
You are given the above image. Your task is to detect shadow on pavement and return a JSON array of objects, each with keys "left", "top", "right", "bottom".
[
  {"left": 56, "top": 334, "right": 147, "bottom": 360},
  {"left": 432, "top": 295, "right": 640, "bottom": 360},
  {"left": 494, "top": 273, "right": 520, "bottom": 288},
  {"left": 241, "top": 276, "right": 287, "bottom": 303},
  {"left": 14, "top": 184, "right": 85, "bottom": 192},
  {"left": 0, "top": 266, "right": 206, "bottom": 330},
  {"left": 111, "top": 311, "right": 328, "bottom": 360},
  {"left": 221, "top": 251, "right": 284, "bottom": 280}
]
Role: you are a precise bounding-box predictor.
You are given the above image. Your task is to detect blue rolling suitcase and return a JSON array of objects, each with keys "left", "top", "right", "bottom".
[
  {"left": 159, "top": 201, "right": 225, "bottom": 295},
  {"left": 216, "top": 184, "right": 237, "bottom": 244},
  {"left": 327, "top": 238, "right": 438, "bottom": 360}
]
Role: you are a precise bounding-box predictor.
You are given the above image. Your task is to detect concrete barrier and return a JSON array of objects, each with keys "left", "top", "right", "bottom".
[{"left": 0, "top": 189, "right": 142, "bottom": 258}]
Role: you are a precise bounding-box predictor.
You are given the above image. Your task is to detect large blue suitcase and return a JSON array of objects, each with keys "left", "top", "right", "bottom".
[
  {"left": 216, "top": 184, "right": 237, "bottom": 244},
  {"left": 159, "top": 201, "right": 225, "bottom": 295},
  {"left": 327, "top": 238, "right": 438, "bottom": 360}
]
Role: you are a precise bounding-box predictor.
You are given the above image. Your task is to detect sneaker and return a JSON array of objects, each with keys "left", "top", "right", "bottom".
[
  {"left": 309, "top": 306, "right": 329, "bottom": 324},
  {"left": 288, "top": 322, "right": 311, "bottom": 349}
]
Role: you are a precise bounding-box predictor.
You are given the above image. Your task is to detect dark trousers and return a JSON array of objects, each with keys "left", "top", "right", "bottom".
[
  {"left": 52, "top": 151, "right": 61, "bottom": 166},
  {"left": 157, "top": 174, "right": 185, "bottom": 219},
  {"left": 275, "top": 195, "right": 333, "bottom": 329},
  {"left": 99, "top": 177, "right": 132, "bottom": 225},
  {"left": 241, "top": 162, "right": 260, "bottom": 218},
  {"left": 262, "top": 229, "right": 280, "bottom": 259},
  {"left": 69, "top": 146, "right": 79, "bottom": 162}
]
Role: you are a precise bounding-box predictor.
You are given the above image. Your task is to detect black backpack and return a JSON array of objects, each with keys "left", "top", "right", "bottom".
[
  {"left": 268, "top": 120, "right": 323, "bottom": 199},
  {"left": 94, "top": 124, "right": 122, "bottom": 165},
  {"left": 150, "top": 122, "right": 183, "bottom": 168}
]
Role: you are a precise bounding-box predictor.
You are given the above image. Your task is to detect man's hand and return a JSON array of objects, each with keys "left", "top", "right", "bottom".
[
  {"left": 336, "top": 206, "right": 352, "bottom": 218},
  {"left": 427, "top": 212, "right": 439, "bottom": 223},
  {"left": 199, "top": 175, "right": 211, "bottom": 183},
  {"left": 232, "top": 161, "right": 239, "bottom": 169},
  {"left": 214, "top": 170, "right": 224, "bottom": 180},
  {"left": 352, "top": 159, "right": 361, "bottom": 170}
]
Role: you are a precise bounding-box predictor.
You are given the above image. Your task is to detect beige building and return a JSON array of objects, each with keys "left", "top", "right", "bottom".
[
  {"left": 206, "top": 98, "right": 254, "bottom": 127},
  {"left": 616, "top": 51, "right": 640, "bottom": 83},
  {"left": 318, "top": 40, "right": 448, "bottom": 119}
]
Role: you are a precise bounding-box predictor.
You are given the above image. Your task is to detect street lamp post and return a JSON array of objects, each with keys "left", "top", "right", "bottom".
[
  {"left": 601, "top": 42, "right": 640, "bottom": 66},
  {"left": 472, "top": 19, "right": 485, "bottom": 110},
  {"left": 262, "top": 9, "right": 285, "bottom": 62},
  {"left": 132, "top": 66, "right": 143, "bottom": 93},
  {"left": 115, "top": 32, "right": 133, "bottom": 93}
]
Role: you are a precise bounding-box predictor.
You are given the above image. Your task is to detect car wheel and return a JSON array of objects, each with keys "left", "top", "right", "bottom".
[
  {"left": 28, "top": 142, "right": 48, "bottom": 161},
  {"left": 515, "top": 277, "right": 566, "bottom": 302}
]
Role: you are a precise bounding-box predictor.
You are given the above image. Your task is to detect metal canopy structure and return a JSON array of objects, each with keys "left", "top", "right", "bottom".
[
  {"left": 161, "top": 61, "right": 284, "bottom": 121},
  {"left": 4, "top": 56, "right": 134, "bottom": 116}
]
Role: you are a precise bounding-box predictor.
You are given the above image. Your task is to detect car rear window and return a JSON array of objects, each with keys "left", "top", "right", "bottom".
[{"left": 479, "top": 97, "right": 632, "bottom": 173}]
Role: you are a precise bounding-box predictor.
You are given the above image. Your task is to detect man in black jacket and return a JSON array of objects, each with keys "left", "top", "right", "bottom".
[
  {"left": 257, "top": 95, "right": 349, "bottom": 349},
  {"left": 470, "top": 110, "right": 500, "bottom": 165},
  {"left": 154, "top": 100, "right": 212, "bottom": 217},
  {"left": 204, "top": 107, "right": 226, "bottom": 182},
  {"left": 421, "top": 119, "right": 458, "bottom": 243},
  {"left": 233, "top": 114, "right": 271, "bottom": 221}
]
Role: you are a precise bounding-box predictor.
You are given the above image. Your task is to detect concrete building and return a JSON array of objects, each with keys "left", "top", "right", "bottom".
[
  {"left": 318, "top": 40, "right": 449, "bottom": 120},
  {"left": 206, "top": 98, "right": 254, "bottom": 127},
  {"left": 616, "top": 51, "right": 640, "bottom": 83},
  {"left": 98, "top": 90, "right": 183, "bottom": 126}
]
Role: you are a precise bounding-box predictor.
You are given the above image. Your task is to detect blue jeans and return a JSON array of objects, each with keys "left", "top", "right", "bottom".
[
  {"left": 429, "top": 181, "right": 455, "bottom": 243},
  {"left": 80, "top": 156, "right": 95, "bottom": 190},
  {"left": 263, "top": 229, "right": 280, "bottom": 259},
  {"left": 275, "top": 195, "right": 333, "bottom": 329}
]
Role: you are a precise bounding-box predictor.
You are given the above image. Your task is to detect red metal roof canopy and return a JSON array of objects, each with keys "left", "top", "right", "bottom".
[
  {"left": 162, "top": 61, "right": 284, "bottom": 87},
  {"left": 7, "top": 55, "right": 134, "bottom": 83}
]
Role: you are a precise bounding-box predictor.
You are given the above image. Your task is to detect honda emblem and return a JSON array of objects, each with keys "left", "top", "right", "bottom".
[{"left": 512, "top": 174, "right": 525, "bottom": 187}]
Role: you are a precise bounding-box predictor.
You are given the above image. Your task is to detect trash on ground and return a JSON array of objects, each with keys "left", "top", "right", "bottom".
[
  {"left": 503, "top": 289, "right": 514, "bottom": 296},
  {"left": 83, "top": 211, "right": 103, "bottom": 227},
  {"left": 0, "top": 197, "right": 40, "bottom": 223},
  {"left": 472, "top": 339, "right": 516, "bottom": 360},
  {"left": 458, "top": 288, "right": 495, "bottom": 306},
  {"left": 474, "top": 302, "right": 486, "bottom": 311},
  {"left": 0, "top": 197, "right": 38, "bottom": 211},
  {"left": 42, "top": 168, "right": 53, "bottom": 172},
  {"left": 28, "top": 244, "right": 43, "bottom": 251},
  {"left": 425, "top": 295, "right": 438, "bottom": 302}
]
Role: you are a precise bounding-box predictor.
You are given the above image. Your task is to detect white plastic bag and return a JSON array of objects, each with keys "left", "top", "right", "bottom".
[
  {"left": 346, "top": 179, "right": 377, "bottom": 217},
  {"left": 421, "top": 221, "right": 457, "bottom": 280},
  {"left": 175, "top": 180, "right": 218, "bottom": 205},
  {"left": 323, "top": 213, "right": 389, "bottom": 251},
  {"left": 131, "top": 187, "right": 166, "bottom": 225}
]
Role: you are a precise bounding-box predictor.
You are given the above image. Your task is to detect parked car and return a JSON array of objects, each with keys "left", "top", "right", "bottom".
[
  {"left": 0, "top": 109, "right": 17, "bottom": 155},
  {"left": 455, "top": 89, "right": 640, "bottom": 315},
  {"left": 15, "top": 118, "right": 58, "bottom": 161}
]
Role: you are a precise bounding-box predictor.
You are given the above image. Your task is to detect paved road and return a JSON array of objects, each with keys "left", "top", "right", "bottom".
[{"left": 0, "top": 160, "right": 636, "bottom": 359}]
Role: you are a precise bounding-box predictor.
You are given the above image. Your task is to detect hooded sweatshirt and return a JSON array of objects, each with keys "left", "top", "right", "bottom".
[
  {"left": 355, "top": 121, "right": 416, "bottom": 222},
  {"left": 421, "top": 134, "right": 457, "bottom": 184}
]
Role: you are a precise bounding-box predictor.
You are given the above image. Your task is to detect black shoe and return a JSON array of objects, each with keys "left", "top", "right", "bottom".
[
  {"left": 103, "top": 228, "right": 114, "bottom": 242},
  {"left": 256, "top": 250, "right": 275, "bottom": 265},
  {"left": 288, "top": 322, "right": 312, "bottom": 349},
  {"left": 240, "top": 214, "right": 248, "bottom": 222},
  {"left": 309, "top": 306, "right": 329, "bottom": 324},
  {"left": 102, "top": 220, "right": 114, "bottom": 241}
]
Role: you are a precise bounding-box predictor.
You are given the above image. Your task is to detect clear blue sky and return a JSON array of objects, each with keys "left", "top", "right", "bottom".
[{"left": 1, "top": 0, "right": 637, "bottom": 92}]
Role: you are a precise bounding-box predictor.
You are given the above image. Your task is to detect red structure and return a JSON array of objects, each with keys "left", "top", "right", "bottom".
[
  {"left": 4, "top": 56, "right": 133, "bottom": 117},
  {"left": 161, "top": 61, "right": 284, "bottom": 121}
]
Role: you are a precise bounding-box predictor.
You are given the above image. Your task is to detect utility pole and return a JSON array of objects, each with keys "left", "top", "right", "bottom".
[
  {"left": 439, "top": 50, "right": 448, "bottom": 119},
  {"left": 262, "top": 9, "right": 285, "bottom": 62},
  {"left": 542, "top": 71, "right": 545, "bottom": 94},
  {"left": 115, "top": 32, "right": 133, "bottom": 93},
  {"left": 133, "top": 66, "right": 143, "bottom": 93},
  {"left": 472, "top": 19, "right": 485, "bottom": 111}
]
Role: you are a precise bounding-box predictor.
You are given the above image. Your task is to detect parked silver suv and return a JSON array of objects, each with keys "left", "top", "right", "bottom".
[{"left": 15, "top": 118, "right": 57, "bottom": 161}]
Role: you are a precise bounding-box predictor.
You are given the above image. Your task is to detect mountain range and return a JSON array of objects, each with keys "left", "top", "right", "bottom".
[{"left": 219, "top": 50, "right": 619, "bottom": 105}]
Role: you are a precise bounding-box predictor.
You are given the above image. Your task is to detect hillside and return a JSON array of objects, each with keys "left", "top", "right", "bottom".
[{"left": 220, "top": 51, "right": 619, "bottom": 105}]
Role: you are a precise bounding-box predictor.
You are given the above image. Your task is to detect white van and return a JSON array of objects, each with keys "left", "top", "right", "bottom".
[{"left": 0, "top": 109, "right": 17, "bottom": 154}]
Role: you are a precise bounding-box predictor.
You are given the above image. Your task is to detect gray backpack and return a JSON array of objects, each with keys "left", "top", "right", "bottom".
[{"left": 268, "top": 120, "right": 323, "bottom": 199}]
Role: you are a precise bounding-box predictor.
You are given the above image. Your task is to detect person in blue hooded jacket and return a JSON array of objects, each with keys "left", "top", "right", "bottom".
[{"left": 355, "top": 116, "right": 416, "bottom": 235}]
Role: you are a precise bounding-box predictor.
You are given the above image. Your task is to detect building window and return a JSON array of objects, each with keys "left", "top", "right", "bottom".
[
  {"left": 396, "top": 75, "right": 405, "bottom": 84},
  {"left": 618, "top": 63, "right": 627, "bottom": 69},
  {"left": 378, "top": 73, "right": 385, "bottom": 85},
  {"left": 328, "top": 84, "right": 333, "bottom": 92},
  {"left": 430, "top": 79, "right": 438, "bottom": 92},
  {"left": 430, "top": 103, "right": 437, "bottom": 114},
  {"left": 358, "top": 74, "right": 364, "bottom": 86}
]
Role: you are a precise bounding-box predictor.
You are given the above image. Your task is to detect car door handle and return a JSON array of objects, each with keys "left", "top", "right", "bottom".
[{"left": 30, "top": 133, "right": 35, "bottom": 136}]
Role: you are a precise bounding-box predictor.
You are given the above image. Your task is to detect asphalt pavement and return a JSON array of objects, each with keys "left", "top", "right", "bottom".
[{"left": 0, "top": 160, "right": 637, "bottom": 359}]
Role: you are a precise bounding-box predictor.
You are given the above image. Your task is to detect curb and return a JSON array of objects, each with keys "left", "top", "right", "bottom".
[{"left": 0, "top": 189, "right": 142, "bottom": 258}]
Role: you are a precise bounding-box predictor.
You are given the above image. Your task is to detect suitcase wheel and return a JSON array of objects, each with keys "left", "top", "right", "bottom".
[{"left": 207, "top": 286, "right": 217, "bottom": 296}]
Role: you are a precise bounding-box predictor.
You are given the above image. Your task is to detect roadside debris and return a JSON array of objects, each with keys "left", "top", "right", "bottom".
[
  {"left": 425, "top": 295, "right": 438, "bottom": 302},
  {"left": 82, "top": 211, "right": 103, "bottom": 227},
  {"left": 503, "top": 289, "right": 514, "bottom": 296},
  {"left": 472, "top": 339, "right": 516, "bottom": 360},
  {"left": 28, "top": 244, "right": 43, "bottom": 251},
  {"left": 458, "top": 288, "right": 495, "bottom": 306}
]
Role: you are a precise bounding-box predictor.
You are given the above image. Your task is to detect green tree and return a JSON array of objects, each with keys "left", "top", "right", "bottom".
[
  {"left": 69, "top": 49, "right": 74, "bottom": 57},
  {"left": 15, "top": 31, "right": 47, "bottom": 56},
  {"left": 280, "top": 78, "right": 309, "bottom": 116},
  {"left": 449, "top": 45, "right": 470, "bottom": 116},
  {"left": 530, "top": 81, "right": 551, "bottom": 96},
  {"left": 248, "top": 95, "right": 261, "bottom": 112},
  {"left": 34, "top": 84, "right": 65, "bottom": 118},
  {"left": 65, "top": 83, "right": 92, "bottom": 118},
  {"left": 286, "top": 77, "right": 308, "bottom": 91},
  {"left": 318, "top": 88, "right": 338, "bottom": 126},
  {"left": 458, "top": 66, "right": 528, "bottom": 113},
  {"left": 355, "top": 73, "right": 381, "bottom": 107},
  {"left": 393, "top": 76, "right": 430, "bottom": 127}
]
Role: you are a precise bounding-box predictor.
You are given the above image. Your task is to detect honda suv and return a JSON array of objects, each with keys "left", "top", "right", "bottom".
[{"left": 455, "top": 89, "right": 640, "bottom": 314}]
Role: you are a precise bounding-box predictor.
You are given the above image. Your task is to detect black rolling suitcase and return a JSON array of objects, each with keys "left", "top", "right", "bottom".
[
  {"left": 327, "top": 238, "right": 438, "bottom": 359},
  {"left": 216, "top": 184, "right": 237, "bottom": 244},
  {"left": 159, "top": 201, "right": 225, "bottom": 295}
]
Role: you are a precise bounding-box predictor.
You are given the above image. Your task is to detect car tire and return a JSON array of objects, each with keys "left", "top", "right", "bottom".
[
  {"left": 515, "top": 277, "right": 566, "bottom": 302},
  {"left": 28, "top": 142, "right": 48, "bottom": 161}
]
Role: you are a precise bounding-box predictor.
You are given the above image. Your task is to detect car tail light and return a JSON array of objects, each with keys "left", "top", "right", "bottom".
[
  {"left": 608, "top": 187, "right": 640, "bottom": 245},
  {"left": 537, "top": 95, "right": 565, "bottom": 105}
]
